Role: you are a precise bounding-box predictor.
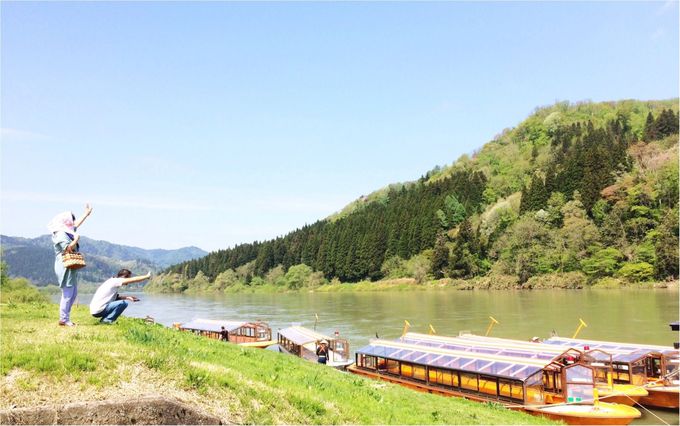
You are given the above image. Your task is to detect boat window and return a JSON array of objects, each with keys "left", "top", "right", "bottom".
[
  {"left": 631, "top": 361, "right": 647, "bottom": 385},
  {"left": 665, "top": 358, "right": 679, "bottom": 380},
  {"left": 543, "top": 371, "right": 555, "bottom": 392},
  {"left": 387, "top": 359, "right": 400, "bottom": 375},
  {"left": 565, "top": 365, "right": 593, "bottom": 384},
  {"left": 566, "top": 384, "right": 593, "bottom": 404},
  {"left": 525, "top": 371, "right": 543, "bottom": 404},
  {"left": 593, "top": 366, "right": 607, "bottom": 382},
  {"left": 437, "top": 369, "right": 453, "bottom": 387},
  {"left": 364, "top": 355, "right": 377, "bottom": 370},
  {"left": 413, "top": 365, "right": 426, "bottom": 381},
  {"left": 646, "top": 356, "right": 662, "bottom": 378},
  {"left": 479, "top": 376, "right": 498, "bottom": 397},
  {"left": 460, "top": 373, "right": 478, "bottom": 392},
  {"left": 428, "top": 368, "right": 437, "bottom": 383},
  {"left": 331, "top": 339, "right": 349, "bottom": 361},
  {"left": 613, "top": 363, "right": 631, "bottom": 382},
  {"left": 499, "top": 379, "right": 513, "bottom": 399},
  {"left": 401, "top": 363, "right": 413, "bottom": 378},
  {"left": 499, "top": 379, "right": 523, "bottom": 401}
]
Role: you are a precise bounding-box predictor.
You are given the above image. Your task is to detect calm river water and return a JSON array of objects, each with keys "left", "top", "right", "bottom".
[{"left": 68, "top": 288, "right": 679, "bottom": 425}]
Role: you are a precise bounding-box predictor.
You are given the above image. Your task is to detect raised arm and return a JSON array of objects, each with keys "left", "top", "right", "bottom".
[
  {"left": 122, "top": 272, "right": 152, "bottom": 285},
  {"left": 65, "top": 233, "right": 81, "bottom": 253},
  {"left": 74, "top": 203, "right": 93, "bottom": 229}
]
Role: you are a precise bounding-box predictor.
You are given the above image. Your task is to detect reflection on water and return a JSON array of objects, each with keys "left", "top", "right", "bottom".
[{"left": 65, "top": 288, "right": 678, "bottom": 425}]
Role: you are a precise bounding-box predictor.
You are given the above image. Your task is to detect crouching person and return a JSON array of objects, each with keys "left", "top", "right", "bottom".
[{"left": 90, "top": 269, "right": 151, "bottom": 324}]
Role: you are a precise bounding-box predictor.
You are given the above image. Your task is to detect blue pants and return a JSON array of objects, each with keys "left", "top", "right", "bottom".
[
  {"left": 93, "top": 300, "right": 128, "bottom": 323},
  {"left": 59, "top": 284, "right": 78, "bottom": 322}
]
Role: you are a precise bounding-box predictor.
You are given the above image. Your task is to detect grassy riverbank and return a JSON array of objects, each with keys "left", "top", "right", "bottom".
[{"left": 1, "top": 302, "right": 553, "bottom": 425}]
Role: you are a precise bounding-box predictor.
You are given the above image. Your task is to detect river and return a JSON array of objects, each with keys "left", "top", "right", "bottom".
[{"left": 65, "top": 288, "right": 679, "bottom": 425}]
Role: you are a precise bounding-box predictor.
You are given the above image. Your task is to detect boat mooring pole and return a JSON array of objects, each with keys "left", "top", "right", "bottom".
[
  {"left": 402, "top": 320, "right": 411, "bottom": 338},
  {"left": 572, "top": 318, "right": 588, "bottom": 339},
  {"left": 429, "top": 324, "right": 437, "bottom": 335},
  {"left": 314, "top": 313, "right": 319, "bottom": 331},
  {"left": 485, "top": 316, "right": 500, "bottom": 336}
]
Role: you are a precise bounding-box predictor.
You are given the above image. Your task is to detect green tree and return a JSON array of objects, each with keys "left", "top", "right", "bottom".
[
  {"left": 643, "top": 111, "right": 657, "bottom": 141},
  {"left": 581, "top": 247, "right": 624, "bottom": 278},
  {"left": 655, "top": 207, "right": 679, "bottom": 279},
  {"left": 492, "top": 216, "right": 552, "bottom": 283},
  {"left": 444, "top": 194, "right": 467, "bottom": 227},
  {"left": 617, "top": 262, "right": 655, "bottom": 282},
  {"left": 545, "top": 192, "right": 566, "bottom": 227},
  {"left": 430, "top": 234, "right": 449, "bottom": 279},
  {"left": 284, "top": 264, "right": 314, "bottom": 290},
  {"left": 381, "top": 256, "right": 408, "bottom": 279},
  {"left": 0, "top": 258, "right": 8, "bottom": 288}
]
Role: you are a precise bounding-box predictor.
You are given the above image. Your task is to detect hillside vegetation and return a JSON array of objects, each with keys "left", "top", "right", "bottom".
[{"left": 149, "top": 99, "right": 679, "bottom": 293}]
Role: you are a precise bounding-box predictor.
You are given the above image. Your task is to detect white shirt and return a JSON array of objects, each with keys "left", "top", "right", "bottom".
[{"left": 89, "top": 277, "right": 125, "bottom": 314}]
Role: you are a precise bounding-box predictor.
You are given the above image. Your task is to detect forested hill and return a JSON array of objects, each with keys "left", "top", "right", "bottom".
[{"left": 151, "top": 99, "right": 679, "bottom": 293}]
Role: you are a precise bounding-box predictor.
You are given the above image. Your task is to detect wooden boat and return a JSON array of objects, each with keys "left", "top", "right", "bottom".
[
  {"left": 277, "top": 326, "right": 352, "bottom": 369},
  {"left": 401, "top": 332, "right": 648, "bottom": 406},
  {"left": 349, "top": 339, "right": 641, "bottom": 425},
  {"left": 178, "top": 319, "right": 276, "bottom": 348},
  {"left": 543, "top": 336, "right": 679, "bottom": 409}
]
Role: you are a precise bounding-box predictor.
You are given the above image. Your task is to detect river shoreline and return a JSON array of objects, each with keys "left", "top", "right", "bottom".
[{"left": 143, "top": 275, "right": 679, "bottom": 295}]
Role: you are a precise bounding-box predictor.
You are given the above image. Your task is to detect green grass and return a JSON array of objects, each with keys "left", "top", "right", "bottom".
[{"left": 0, "top": 302, "right": 555, "bottom": 424}]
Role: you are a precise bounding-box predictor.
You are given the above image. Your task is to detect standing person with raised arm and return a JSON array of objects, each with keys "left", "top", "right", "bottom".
[
  {"left": 90, "top": 269, "right": 151, "bottom": 324},
  {"left": 47, "top": 203, "right": 93, "bottom": 327}
]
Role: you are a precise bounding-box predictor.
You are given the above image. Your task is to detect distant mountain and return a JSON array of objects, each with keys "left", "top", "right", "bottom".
[{"left": 0, "top": 235, "right": 207, "bottom": 286}]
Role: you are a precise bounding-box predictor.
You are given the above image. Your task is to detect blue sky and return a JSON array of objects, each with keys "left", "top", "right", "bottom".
[{"left": 2, "top": 1, "right": 678, "bottom": 251}]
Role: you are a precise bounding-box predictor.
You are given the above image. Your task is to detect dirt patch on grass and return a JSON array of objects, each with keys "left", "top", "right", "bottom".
[
  {"left": 0, "top": 395, "right": 224, "bottom": 425},
  {"left": 0, "top": 364, "right": 237, "bottom": 423}
]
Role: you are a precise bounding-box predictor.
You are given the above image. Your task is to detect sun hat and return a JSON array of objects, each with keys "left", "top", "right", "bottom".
[{"left": 47, "top": 211, "right": 76, "bottom": 234}]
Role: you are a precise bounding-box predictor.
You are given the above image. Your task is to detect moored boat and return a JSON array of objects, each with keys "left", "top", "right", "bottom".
[
  {"left": 401, "top": 332, "right": 648, "bottom": 406},
  {"left": 178, "top": 318, "right": 276, "bottom": 348},
  {"left": 543, "top": 336, "right": 679, "bottom": 409},
  {"left": 277, "top": 325, "right": 352, "bottom": 369},
  {"left": 349, "top": 339, "right": 641, "bottom": 425}
]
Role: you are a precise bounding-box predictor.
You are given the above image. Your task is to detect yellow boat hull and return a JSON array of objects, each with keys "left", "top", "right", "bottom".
[
  {"left": 596, "top": 384, "right": 648, "bottom": 406},
  {"left": 238, "top": 340, "right": 277, "bottom": 348},
  {"left": 523, "top": 404, "right": 641, "bottom": 425}
]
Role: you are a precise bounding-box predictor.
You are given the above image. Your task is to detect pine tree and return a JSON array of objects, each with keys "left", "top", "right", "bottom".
[
  {"left": 643, "top": 111, "right": 657, "bottom": 141},
  {"left": 430, "top": 234, "right": 449, "bottom": 279}
]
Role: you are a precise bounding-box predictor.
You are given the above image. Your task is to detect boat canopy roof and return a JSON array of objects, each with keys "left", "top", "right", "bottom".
[
  {"left": 278, "top": 326, "right": 331, "bottom": 345},
  {"left": 356, "top": 339, "right": 545, "bottom": 381},
  {"left": 543, "top": 337, "right": 678, "bottom": 357},
  {"left": 402, "top": 333, "right": 565, "bottom": 363},
  {"left": 455, "top": 333, "right": 590, "bottom": 354},
  {"left": 180, "top": 319, "right": 253, "bottom": 333}
]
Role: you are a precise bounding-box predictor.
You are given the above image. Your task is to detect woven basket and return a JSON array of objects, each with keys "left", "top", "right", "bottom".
[{"left": 62, "top": 252, "right": 86, "bottom": 270}]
